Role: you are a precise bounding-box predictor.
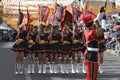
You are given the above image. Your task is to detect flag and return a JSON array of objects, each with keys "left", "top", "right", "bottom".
[
  {"left": 79, "top": 8, "right": 85, "bottom": 21},
  {"left": 53, "top": 4, "right": 67, "bottom": 22},
  {"left": 26, "top": 8, "right": 32, "bottom": 32},
  {"left": 61, "top": 10, "right": 73, "bottom": 30},
  {"left": 53, "top": 4, "right": 67, "bottom": 31},
  {"left": 39, "top": 6, "right": 50, "bottom": 22},
  {"left": 17, "top": 4, "right": 24, "bottom": 28},
  {"left": 38, "top": 5, "right": 41, "bottom": 22},
  {"left": 72, "top": 6, "right": 82, "bottom": 21}
]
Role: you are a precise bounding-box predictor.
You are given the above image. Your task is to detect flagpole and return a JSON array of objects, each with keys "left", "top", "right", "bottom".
[
  {"left": 55, "top": 0, "right": 57, "bottom": 4},
  {"left": 50, "top": 0, "right": 57, "bottom": 43},
  {"left": 78, "top": 0, "right": 81, "bottom": 7},
  {"left": 74, "top": 0, "right": 76, "bottom": 8},
  {"left": 18, "top": 2, "right": 24, "bottom": 29},
  {"left": 18, "top": 2, "right": 20, "bottom": 29},
  {"left": 87, "top": 0, "right": 89, "bottom": 5},
  {"left": 38, "top": 4, "right": 41, "bottom": 32},
  {"left": 26, "top": 7, "right": 31, "bottom": 32},
  {"left": 18, "top": 2, "right": 20, "bottom": 11},
  {"left": 73, "top": 0, "right": 76, "bottom": 37},
  {"left": 38, "top": 4, "right": 41, "bottom": 44},
  {"left": 26, "top": 7, "right": 28, "bottom": 32}
]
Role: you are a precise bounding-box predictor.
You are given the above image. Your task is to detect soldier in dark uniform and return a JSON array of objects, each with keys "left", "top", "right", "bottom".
[
  {"left": 82, "top": 14, "right": 99, "bottom": 80},
  {"left": 37, "top": 24, "right": 49, "bottom": 74},
  {"left": 71, "top": 21, "right": 83, "bottom": 73},
  {"left": 48, "top": 24, "right": 61, "bottom": 73},
  {"left": 60, "top": 26, "right": 72, "bottom": 74},
  {"left": 12, "top": 26, "right": 27, "bottom": 74},
  {"left": 26, "top": 25, "right": 38, "bottom": 74}
]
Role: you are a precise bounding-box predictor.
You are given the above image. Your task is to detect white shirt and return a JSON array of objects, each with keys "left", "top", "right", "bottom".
[{"left": 101, "top": 20, "right": 107, "bottom": 30}]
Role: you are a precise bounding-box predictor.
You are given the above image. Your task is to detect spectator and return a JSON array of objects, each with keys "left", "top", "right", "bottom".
[
  {"left": 101, "top": 11, "right": 107, "bottom": 30},
  {"left": 115, "top": 36, "right": 120, "bottom": 55},
  {"left": 111, "top": 0, "right": 116, "bottom": 8},
  {"left": 12, "top": 30, "right": 18, "bottom": 41},
  {"left": 3, "top": 29, "right": 9, "bottom": 41},
  {"left": 8, "top": 30, "right": 13, "bottom": 41}
]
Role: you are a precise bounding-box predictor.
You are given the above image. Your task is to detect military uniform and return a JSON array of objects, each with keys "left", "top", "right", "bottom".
[
  {"left": 27, "top": 32, "right": 37, "bottom": 74},
  {"left": 60, "top": 30, "right": 72, "bottom": 74},
  {"left": 72, "top": 31, "right": 83, "bottom": 52},
  {"left": 12, "top": 30, "right": 27, "bottom": 52},
  {"left": 81, "top": 13, "right": 99, "bottom": 80},
  {"left": 37, "top": 32, "right": 49, "bottom": 74},
  {"left": 12, "top": 29, "right": 27, "bottom": 74},
  {"left": 97, "top": 28, "right": 106, "bottom": 74},
  {"left": 71, "top": 30, "right": 83, "bottom": 73},
  {"left": 84, "top": 29, "right": 99, "bottom": 80},
  {"left": 49, "top": 30, "right": 61, "bottom": 73},
  {"left": 60, "top": 31, "right": 72, "bottom": 54},
  {"left": 50, "top": 33, "right": 61, "bottom": 53},
  {"left": 27, "top": 32, "right": 37, "bottom": 53},
  {"left": 38, "top": 33, "right": 49, "bottom": 53}
]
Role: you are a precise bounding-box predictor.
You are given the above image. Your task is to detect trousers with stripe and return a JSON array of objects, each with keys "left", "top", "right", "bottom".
[{"left": 85, "top": 60, "right": 99, "bottom": 80}]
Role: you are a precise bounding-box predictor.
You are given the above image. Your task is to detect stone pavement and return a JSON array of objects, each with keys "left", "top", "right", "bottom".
[{"left": 0, "top": 42, "right": 120, "bottom": 80}]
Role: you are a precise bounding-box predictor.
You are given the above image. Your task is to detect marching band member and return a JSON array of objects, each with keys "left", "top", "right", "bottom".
[
  {"left": 26, "top": 25, "right": 38, "bottom": 73},
  {"left": 45, "top": 24, "right": 52, "bottom": 63},
  {"left": 37, "top": 24, "right": 49, "bottom": 74},
  {"left": 37, "top": 5, "right": 50, "bottom": 73},
  {"left": 12, "top": 26, "right": 27, "bottom": 74},
  {"left": 48, "top": 24, "right": 61, "bottom": 73},
  {"left": 82, "top": 14, "right": 99, "bottom": 80},
  {"left": 71, "top": 21, "right": 83, "bottom": 73},
  {"left": 95, "top": 20, "right": 106, "bottom": 74},
  {"left": 60, "top": 26, "right": 72, "bottom": 74},
  {"left": 95, "top": 7, "right": 107, "bottom": 74}
]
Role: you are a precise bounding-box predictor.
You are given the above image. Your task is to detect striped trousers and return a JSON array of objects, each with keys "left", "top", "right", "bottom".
[{"left": 85, "top": 60, "right": 99, "bottom": 80}]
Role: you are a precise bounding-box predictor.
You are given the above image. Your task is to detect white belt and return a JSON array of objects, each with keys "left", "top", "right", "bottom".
[{"left": 87, "top": 47, "right": 99, "bottom": 51}]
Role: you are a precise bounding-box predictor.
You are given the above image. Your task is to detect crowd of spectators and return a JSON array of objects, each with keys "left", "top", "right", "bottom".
[{"left": 0, "top": 26, "right": 17, "bottom": 42}]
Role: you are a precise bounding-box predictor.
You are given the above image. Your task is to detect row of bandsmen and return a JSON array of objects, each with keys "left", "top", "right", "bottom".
[
  {"left": 12, "top": 20, "right": 106, "bottom": 75},
  {"left": 12, "top": 22, "right": 84, "bottom": 74}
]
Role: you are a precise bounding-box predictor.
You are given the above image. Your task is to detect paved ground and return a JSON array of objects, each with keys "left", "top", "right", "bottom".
[
  {"left": 0, "top": 41, "right": 120, "bottom": 80},
  {"left": 0, "top": 1, "right": 120, "bottom": 80}
]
